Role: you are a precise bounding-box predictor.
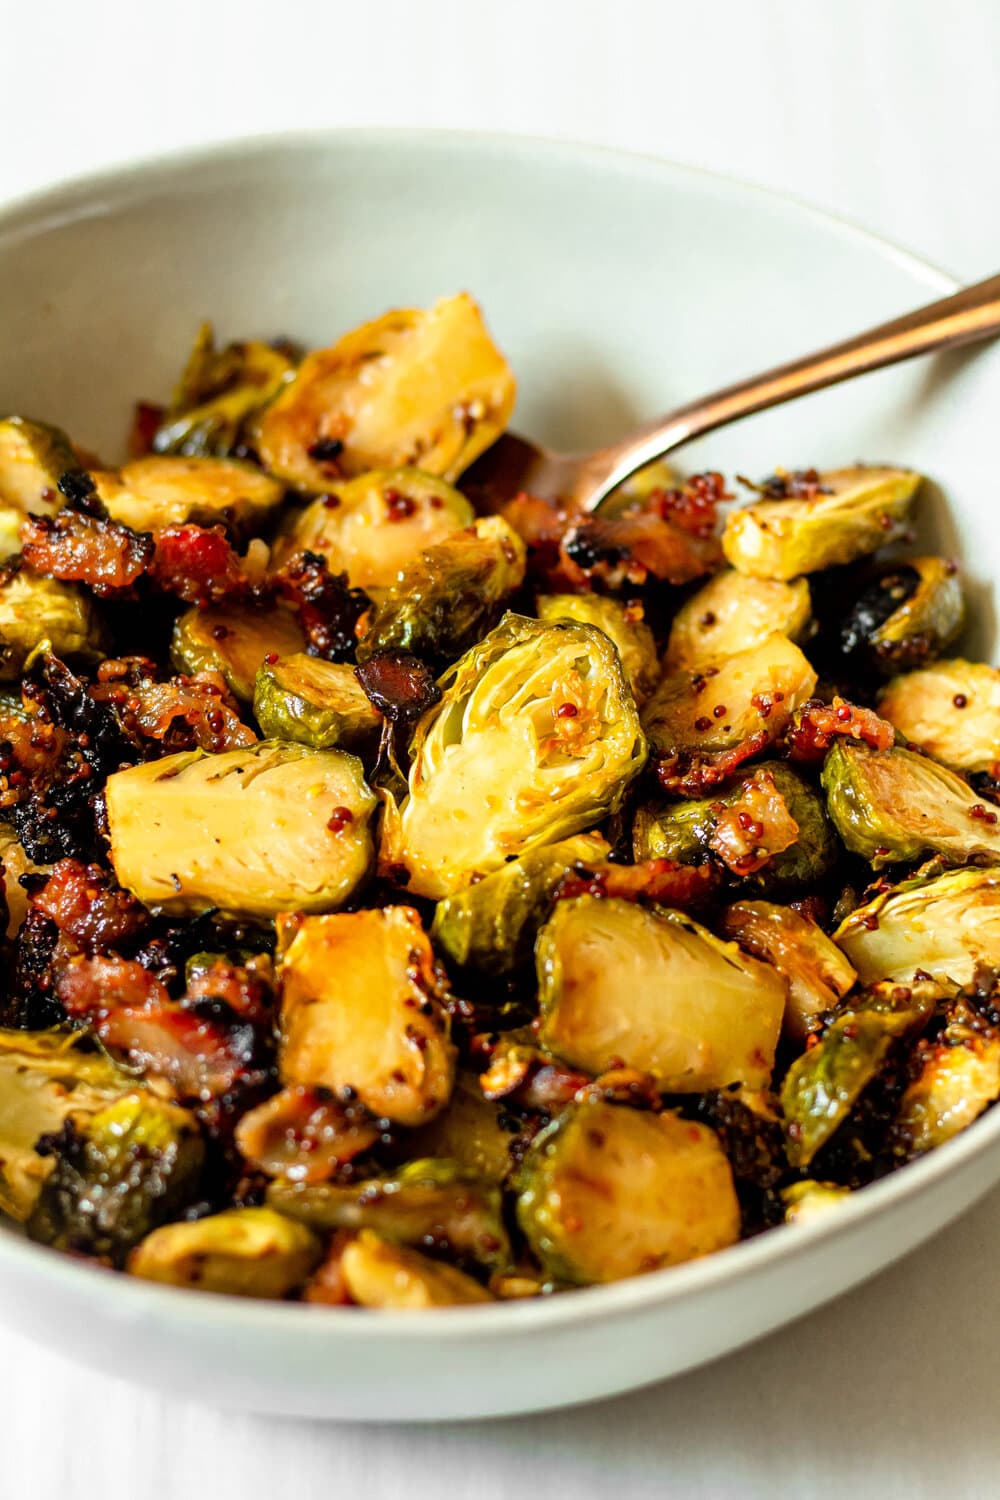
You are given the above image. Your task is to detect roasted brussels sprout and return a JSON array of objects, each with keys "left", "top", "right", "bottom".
[
  {"left": 128, "top": 1206, "right": 322, "bottom": 1297},
  {"left": 834, "top": 867, "right": 1000, "bottom": 987},
  {"left": 95, "top": 456, "right": 283, "bottom": 534},
  {"left": 515, "top": 1099, "right": 740, "bottom": 1284},
  {"left": 641, "top": 633, "right": 817, "bottom": 759},
  {"left": 277, "top": 907, "right": 455, "bottom": 1126},
  {"left": 892, "top": 1024, "right": 1000, "bottom": 1156},
  {"left": 340, "top": 1230, "right": 493, "bottom": 1308},
  {"left": 27, "top": 1091, "right": 204, "bottom": 1264},
  {"left": 429, "top": 831, "right": 609, "bottom": 975},
  {"left": 151, "top": 324, "right": 295, "bottom": 457},
  {"left": 0, "top": 416, "right": 83, "bottom": 515},
  {"left": 0, "top": 507, "right": 24, "bottom": 560},
  {"left": 722, "top": 465, "right": 921, "bottom": 579},
  {"left": 382, "top": 613, "right": 646, "bottom": 899},
  {"left": 356, "top": 516, "right": 526, "bottom": 664},
  {"left": 172, "top": 600, "right": 306, "bottom": 701},
  {"left": 839, "top": 557, "right": 965, "bottom": 675},
  {"left": 271, "top": 468, "right": 474, "bottom": 592},
  {"left": 268, "top": 1158, "right": 510, "bottom": 1270},
  {"left": 877, "top": 659, "right": 1000, "bottom": 774},
  {"left": 633, "top": 762, "right": 838, "bottom": 895},
  {"left": 821, "top": 740, "right": 1000, "bottom": 867},
  {"left": 781, "top": 982, "right": 935, "bottom": 1168},
  {"left": 253, "top": 653, "right": 380, "bottom": 750},
  {"left": 0, "top": 568, "right": 105, "bottom": 679},
  {"left": 536, "top": 896, "right": 786, "bottom": 1091},
  {"left": 0, "top": 827, "right": 39, "bottom": 936},
  {"left": 782, "top": 1180, "right": 851, "bottom": 1224},
  {"left": 720, "top": 900, "right": 857, "bottom": 1042},
  {"left": 405, "top": 1073, "right": 514, "bottom": 1181},
  {"left": 105, "top": 741, "right": 376, "bottom": 917},
  {"left": 664, "top": 571, "right": 812, "bottom": 671},
  {"left": 536, "top": 594, "right": 659, "bottom": 705},
  {"left": 257, "top": 294, "right": 516, "bottom": 488}
]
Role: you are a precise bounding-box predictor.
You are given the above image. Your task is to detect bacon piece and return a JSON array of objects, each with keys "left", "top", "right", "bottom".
[
  {"left": 555, "top": 858, "right": 718, "bottom": 906},
  {"left": 647, "top": 471, "right": 731, "bottom": 537},
  {"left": 90, "top": 659, "right": 256, "bottom": 754},
  {"left": 57, "top": 952, "right": 166, "bottom": 1014},
  {"left": 21, "top": 509, "right": 154, "bottom": 596},
  {"left": 235, "top": 1086, "right": 380, "bottom": 1183},
  {"left": 655, "top": 729, "right": 773, "bottom": 798},
  {"left": 785, "top": 696, "right": 895, "bottom": 764},
  {"left": 149, "top": 524, "right": 249, "bottom": 605},
  {"left": 354, "top": 651, "right": 438, "bottom": 726},
  {"left": 479, "top": 1038, "right": 591, "bottom": 1113},
  {"left": 32, "top": 859, "right": 150, "bottom": 952},
  {"left": 128, "top": 401, "right": 166, "bottom": 459},
  {"left": 273, "top": 549, "right": 371, "bottom": 661},
  {"left": 185, "top": 957, "right": 273, "bottom": 1025},
  {"left": 708, "top": 768, "right": 800, "bottom": 876},
  {"left": 560, "top": 510, "right": 721, "bottom": 590}
]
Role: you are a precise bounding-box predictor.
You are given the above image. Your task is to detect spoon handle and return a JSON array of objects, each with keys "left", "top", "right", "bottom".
[{"left": 586, "top": 272, "right": 1000, "bottom": 508}]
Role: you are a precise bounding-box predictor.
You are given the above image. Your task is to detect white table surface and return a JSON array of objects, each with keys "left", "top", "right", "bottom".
[{"left": 2, "top": 1, "right": 999, "bottom": 1494}]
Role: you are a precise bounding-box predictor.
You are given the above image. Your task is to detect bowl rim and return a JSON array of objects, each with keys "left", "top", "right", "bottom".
[{"left": 0, "top": 124, "right": 986, "bottom": 1342}]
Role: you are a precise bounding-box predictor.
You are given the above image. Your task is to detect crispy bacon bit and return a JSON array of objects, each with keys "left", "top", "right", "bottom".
[
  {"left": 90, "top": 659, "right": 256, "bottom": 754},
  {"left": 655, "top": 730, "right": 772, "bottom": 798},
  {"left": 57, "top": 952, "right": 166, "bottom": 1015},
  {"left": 32, "top": 858, "right": 150, "bottom": 952},
  {"left": 785, "top": 696, "right": 895, "bottom": 764},
  {"left": 149, "top": 524, "right": 248, "bottom": 605},
  {"left": 21, "top": 508, "right": 154, "bottom": 596},
  {"left": 354, "top": 650, "right": 439, "bottom": 726},
  {"left": 128, "top": 400, "right": 166, "bottom": 459},
  {"left": 559, "top": 509, "right": 721, "bottom": 590},
  {"left": 185, "top": 957, "right": 273, "bottom": 1025},
  {"left": 555, "top": 858, "right": 718, "bottom": 907},
  {"left": 274, "top": 549, "right": 370, "bottom": 660},
  {"left": 303, "top": 1231, "right": 358, "bottom": 1305},
  {"left": 647, "top": 471, "right": 731, "bottom": 537},
  {"left": 480, "top": 1044, "right": 592, "bottom": 1113},
  {"left": 708, "top": 769, "right": 800, "bottom": 876},
  {"left": 235, "top": 1086, "right": 380, "bottom": 1183}
]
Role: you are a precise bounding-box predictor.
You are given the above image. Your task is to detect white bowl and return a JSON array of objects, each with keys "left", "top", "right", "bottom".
[{"left": 1, "top": 129, "right": 998, "bottom": 1423}]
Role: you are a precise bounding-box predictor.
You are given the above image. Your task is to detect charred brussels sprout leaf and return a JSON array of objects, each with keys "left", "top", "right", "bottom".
[
  {"left": 28, "top": 1091, "right": 204, "bottom": 1265},
  {"left": 821, "top": 740, "right": 1000, "bottom": 867},
  {"left": 257, "top": 294, "right": 516, "bottom": 488},
  {"left": 151, "top": 324, "right": 295, "bottom": 457},
  {"left": 253, "top": 653, "right": 380, "bottom": 750},
  {"left": 105, "top": 741, "right": 376, "bottom": 917},
  {"left": 665, "top": 570, "right": 812, "bottom": 671},
  {"left": 356, "top": 516, "right": 526, "bottom": 664},
  {"left": 95, "top": 456, "right": 283, "bottom": 535},
  {"left": 0, "top": 568, "right": 105, "bottom": 680},
  {"left": 536, "top": 895, "right": 786, "bottom": 1092},
  {"left": 722, "top": 465, "right": 921, "bottom": 579},
  {"left": 834, "top": 867, "right": 1000, "bottom": 987},
  {"left": 0, "top": 416, "right": 85, "bottom": 515},
  {"left": 340, "top": 1231, "right": 493, "bottom": 1308},
  {"left": 720, "top": 900, "right": 857, "bottom": 1042},
  {"left": 878, "top": 659, "right": 1000, "bottom": 774},
  {"left": 383, "top": 613, "right": 646, "bottom": 899},
  {"left": 515, "top": 1099, "right": 740, "bottom": 1284},
  {"left": 128, "top": 1206, "right": 322, "bottom": 1297},
  {"left": 839, "top": 558, "right": 965, "bottom": 676},
  {"left": 172, "top": 600, "right": 306, "bottom": 701},
  {"left": 536, "top": 593, "right": 659, "bottom": 705}
]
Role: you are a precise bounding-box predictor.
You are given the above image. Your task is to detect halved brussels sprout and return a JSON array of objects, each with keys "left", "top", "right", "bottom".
[
  {"left": 821, "top": 740, "right": 1000, "bottom": 867},
  {"left": 536, "top": 895, "right": 786, "bottom": 1091},
  {"left": 0, "top": 827, "right": 41, "bottom": 937},
  {"left": 0, "top": 568, "right": 105, "bottom": 679},
  {"left": 781, "top": 983, "right": 935, "bottom": 1168},
  {"left": 356, "top": 516, "right": 526, "bottom": 664},
  {"left": 877, "top": 659, "right": 1000, "bottom": 774},
  {"left": 0, "top": 416, "right": 83, "bottom": 515},
  {"left": 94, "top": 456, "right": 283, "bottom": 534},
  {"left": 256, "top": 294, "right": 516, "bottom": 488},
  {"left": 277, "top": 906, "right": 455, "bottom": 1126},
  {"left": 722, "top": 465, "right": 921, "bottom": 579},
  {"left": 633, "top": 761, "right": 838, "bottom": 895},
  {"left": 151, "top": 324, "right": 295, "bottom": 457},
  {"left": 515, "top": 1099, "right": 740, "bottom": 1284},
  {"left": 720, "top": 900, "right": 857, "bottom": 1042},
  {"left": 340, "top": 1230, "right": 493, "bottom": 1308},
  {"left": 268, "top": 1158, "right": 510, "bottom": 1270},
  {"left": 782, "top": 1180, "right": 851, "bottom": 1224},
  {"left": 172, "top": 600, "right": 306, "bottom": 700},
  {"left": 253, "top": 653, "right": 381, "bottom": 750},
  {"left": 641, "top": 633, "right": 817, "bottom": 759},
  {"left": 405, "top": 1073, "right": 515, "bottom": 1181},
  {"left": 105, "top": 741, "right": 376, "bottom": 917},
  {"left": 892, "top": 1026, "right": 1000, "bottom": 1156},
  {"left": 27, "top": 1091, "right": 204, "bottom": 1265},
  {"left": 429, "top": 831, "right": 609, "bottom": 975},
  {"left": 271, "top": 468, "right": 474, "bottom": 592},
  {"left": 839, "top": 557, "right": 965, "bottom": 675},
  {"left": 834, "top": 867, "right": 1000, "bottom": 987},
  {"left": 128, "top": 1206, "right": 322, "bottom": 1297},
  {"left": 382, "top": 614, "right": 646, "bottom": 899},
  {"left": 0, "top": 507, "right": 24, "bottom": 560},
  {"left": 536, "top": 594, "right": 659, "bottom": 705},
  {"left": 664, "top": 571, "right": 812, "bottom": 671}
]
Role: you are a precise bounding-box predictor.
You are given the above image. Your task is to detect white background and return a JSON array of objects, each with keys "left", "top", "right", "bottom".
[{"left": 1, "top": 1, "right": 999, "bottom": 1495}]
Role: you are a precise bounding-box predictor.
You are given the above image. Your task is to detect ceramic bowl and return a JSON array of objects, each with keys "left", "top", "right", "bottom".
[{"left": 0, "top": 129, "right": 998, "bottom": 1422}]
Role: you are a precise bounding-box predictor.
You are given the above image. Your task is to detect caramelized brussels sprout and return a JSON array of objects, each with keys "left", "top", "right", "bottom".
[
  {"left": 536, "top": 896, "right": 786, "bottom": 1091},
  {"left": 641, "top": 633, "right": 817, "bottom": 758},
  {"left": 515, "top": 1099, "right": 740, "bottom": 1284},
  {"left": 0, "top": 827, "right": 40, "bottom": 936},
  {"left": 151, "top": 324, "right": 295, "bottom": 457},
  {"left": 720, "top": 900, "right": 857, "bottom": 1042},
  {"left": 277, "top": 907, "right": 455, "bottom": 1126},
  {"left": 664, "top": 571, "right": 812, "bottom": 671},
  {"left": 0, "top": 568, "right": 105, "bottom": 679},
  {"left": 268, "top": 1158, "right": 510, "bottom": 1269},
  {"left": 536, "top": 594, "right": 659, "bottom": 705},
  {"left": 271, "top": 468, "right": 474, "bottom": 592},
  {"left": 257, "top": 294, "right": 516, "bottom": 488},
  {"left": 892, "top": 1026, "right": 1000, "bottom": 1156},
  {"left": 877, "top": 659, "right": 1000, "bottom": 774},
  {"left": 722, "top": 465, "right": 921, "bottom": 579},
  {"left": 340, "top": 1230, "right": 493, "bottom": 1308},
  {"left": 356, "top": 516, "right": 526, "bottom": 664},
  {"left": 839, "top": 557, "right": 965, "bottom": 675},
  {"left": 128, "top": 1206, "right": 321, "bottom": 1297},
  {"left": 0, "top": 416, "right": 84, "bottom": 514},
  {"left": 171, "top": 600, "right": 306, "bottom": 700},
  {"left": 383, "top": 614, "right": 646, "bottom": 899},
  {"left": 834, "top": 868, "right": 1000, "bottom": 987},
  {"left": 782, "top": 1180, "right": 851, "bottom": 1224},
  {"left": 821, "top": 740, "right": 1000, "bottom": 867},
  {"left": 253, "top": 653, "right": 380, "bottom": 750},
  {"left": 94, "top": 456, "right": 283, "bottom": 534},
  {"left": 405, "top": 1073, "right": 514, "bottom": 1181},
  {"left": 429, "top": 831, "right": 609, "bottom": 975},
  {"left": 27, "top": 1091, "right": 204, "bottom": 1264},
  {"left": 105, "top": 741, "right": 376, "bottom": 917},
  {"left": 0, "top": 507, "right": 22, "bottom": 561}
]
